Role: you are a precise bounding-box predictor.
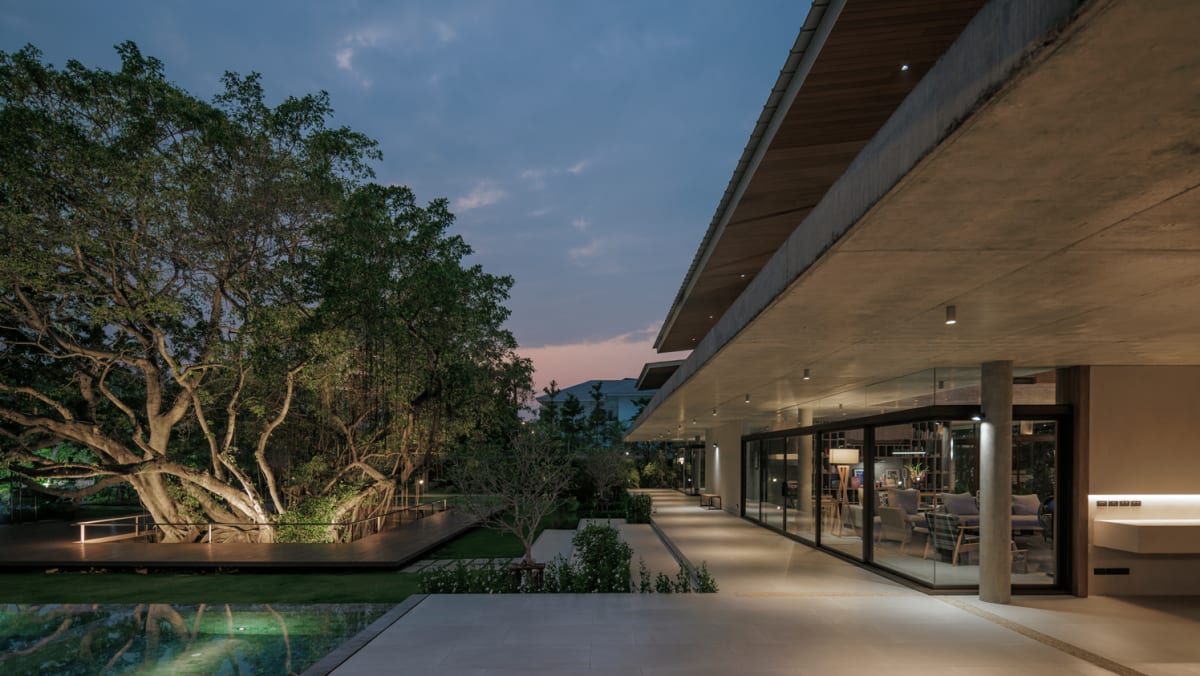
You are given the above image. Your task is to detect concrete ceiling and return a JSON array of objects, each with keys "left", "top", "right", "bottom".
[{"left": 630, "top": 0, "right": 1200, "bottom": 440}]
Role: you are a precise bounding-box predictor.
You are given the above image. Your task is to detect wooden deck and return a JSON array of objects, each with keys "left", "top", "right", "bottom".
[{"left": 0, "top": 510, "right": 479, "bottom": 571}]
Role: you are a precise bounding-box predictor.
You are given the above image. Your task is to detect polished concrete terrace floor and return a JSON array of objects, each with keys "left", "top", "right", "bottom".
[{"left": 325, "top": 489, "right": 1200, "bottom": 676}]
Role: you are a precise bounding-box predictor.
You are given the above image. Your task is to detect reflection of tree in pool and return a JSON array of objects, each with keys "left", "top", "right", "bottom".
[{"left": 0, "top": 603, "right": 385, "bottom": 674}]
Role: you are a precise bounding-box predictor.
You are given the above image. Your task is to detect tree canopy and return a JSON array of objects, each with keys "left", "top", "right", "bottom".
[{"left": 0, "top": 43, "right": 531, "bottom": 541}]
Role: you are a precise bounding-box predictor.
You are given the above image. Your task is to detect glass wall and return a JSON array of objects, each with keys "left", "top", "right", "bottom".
[
  {"left": 1013, "top": 420, "right": 1058, "bottom": 586},
  {"left": 869, "top": 418, "right": 1059, "bottom": 588},
  {"left": 786, "top": 434, "right": 814, "bottom": 541},
  {"left": 761, "top": 438, "right": 787, "bottom": 531},
  {"left": 872, "top": 421, "right": 977, "bottom": 586},
  {"left": 744, "top": 440, "right": 762, "bottom": 521},
  {"left": 743, "top": 407, "right": 1065, "bottom": 590},
  {"left": 744, "top": 433, "right": 816, "bottom": 543},
  {"left": 820, "top": 428, "right": 865, "bottom": 561}
]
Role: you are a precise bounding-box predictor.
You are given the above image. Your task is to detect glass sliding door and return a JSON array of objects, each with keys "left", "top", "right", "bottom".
[
  {"left": 1012, "top": 420, "right": 1058, "bottom": 587},
  {"left": 761, "top": 438, "right": 787, "bottom": 531},
  {"left": 872, "top": 421, "right": 947, "bottom": 584},
  {"left": 820, "top": 428, "right": 865, "bottom": 560},
  {"left": 785, "top": 434, "right": 815, "bottom": 541},
  {"left": 744, "top": 440, "right": 763, "bottom": 521}
]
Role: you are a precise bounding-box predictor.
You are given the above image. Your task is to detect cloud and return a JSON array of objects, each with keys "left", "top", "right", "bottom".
[
  {"left": 571, "top": 218, "right": 589, "bottom": 232},
  {"left": 568, "top": 239, "right": 604, "bottom": 261},
  {"left": 531, "top": 207, "right": 551, "bottom": 217},
  {"left": 518, "top": 324, "right": 689, "bottom": 396},
  {"left": 334, "top": 28, "right": 387, "bottom": 87},
  {"left": 453, "top": 182, "right": 506, "bottom": 212},
  {"left": 433, "top": 20, "right": 456, "bottom": 43},
  {"left": 519, "top": 168, "right": 548, "bottom": 190},
  {"left": 518, "top": 159, "right": 590, "bottom": 188}
]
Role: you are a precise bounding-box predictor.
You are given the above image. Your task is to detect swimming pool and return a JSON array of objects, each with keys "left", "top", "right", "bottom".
[{"left": 0, "top": 603, "right": 389, "bottom": 675}]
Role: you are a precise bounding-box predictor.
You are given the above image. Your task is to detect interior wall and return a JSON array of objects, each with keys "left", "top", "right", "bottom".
[{"left": 1087, "top": 365, "right": 1200, "bottom": 595}]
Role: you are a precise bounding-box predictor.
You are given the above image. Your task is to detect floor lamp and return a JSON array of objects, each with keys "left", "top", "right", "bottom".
[{"left": 829, "top": 448, "right": 860, "bottom": 536}]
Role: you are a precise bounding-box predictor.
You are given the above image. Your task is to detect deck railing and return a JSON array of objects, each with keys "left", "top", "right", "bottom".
[{"left": 73, "top": 498, "right": 449, "bottom": 544}]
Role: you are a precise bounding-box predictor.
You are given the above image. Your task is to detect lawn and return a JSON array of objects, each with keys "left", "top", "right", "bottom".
[
  {"left": 425, "top": 508, "right": 580, "bottom": 559},
  {"left": 0, "top": 571, "right": 421, "bottom": 604}
]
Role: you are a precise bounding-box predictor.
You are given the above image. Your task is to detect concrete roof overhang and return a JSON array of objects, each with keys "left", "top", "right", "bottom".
[
  {"left": 629, "top": 0, "right": 1200, "bottom": 441},
  {"left": 655, "top": 0, "right": 990, "bottom": 353},
  {"left": 635, "top": 360, "right": 684, "bottom": 391}
]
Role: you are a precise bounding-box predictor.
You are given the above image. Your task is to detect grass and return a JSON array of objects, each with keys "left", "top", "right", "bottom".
[
  {"left": 426, "top": 507, "right": 581, "bottom": 560},
  {"left": 0, "top": 571, "right": 421, "bottom": 604},
  {"left": 426, "top": 527, "right": 524, "bottom": 559}
]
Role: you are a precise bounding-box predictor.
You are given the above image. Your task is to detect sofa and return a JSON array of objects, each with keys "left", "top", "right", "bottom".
[{"left": 942, "top": 491, "right": 1043, "bottom": 533}]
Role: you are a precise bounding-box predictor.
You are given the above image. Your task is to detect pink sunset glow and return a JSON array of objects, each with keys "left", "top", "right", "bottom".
[{"left": 517, "top": 324, "right": 689, "bottom": 396}]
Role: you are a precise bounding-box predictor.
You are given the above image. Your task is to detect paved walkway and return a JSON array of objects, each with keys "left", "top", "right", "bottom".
[
  {"left": 326, "top": 489, "right": 1200, "bottom": 676},
  {"left": 0, "top": 509, "right": 477, "bottom": 570}
]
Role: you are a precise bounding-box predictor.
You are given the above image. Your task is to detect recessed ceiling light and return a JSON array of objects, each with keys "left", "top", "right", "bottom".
[
  {"left": 739, "top": 273, "right": 746, "bottom": 278},
  {"left": 900, "top": 64, "right": 910, "bottom": 71},
  {"left": 945, "top": 305, "right": 957, "bottom": 325},
  {"left": 712, "top": 407, "right": 717, "bottom": 416},
  {"left": 802, "top": 368, "right": 811, "bottom": 381},
  {"left": 744, "top": 393, "right": 750, "bottom": 404}
]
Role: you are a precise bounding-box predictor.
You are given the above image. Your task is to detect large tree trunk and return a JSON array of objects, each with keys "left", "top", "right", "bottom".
[{"left": 128, "top": 475, "right": 200, "bottom": 543}]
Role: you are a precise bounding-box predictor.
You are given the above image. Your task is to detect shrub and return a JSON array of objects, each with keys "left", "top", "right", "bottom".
[
  {"left": 572, "top": 523, "right": 632, "bottom": 593},
  {"left": 695, "top": 562, "right": 719, "bottom": 593},
  {"left": 637, "top": 558, "right": 653, "bottom": 593},
  {"left": 625, "top": 493, "right": 652, "bottom": 524},
  {"left": 417, "top": 560, "right": 519, "bottom": 594},
  {"left": 673, "top": 567, "right": 693, "bottom": 593},
  {"left": 654, "top": 571, "right": 674, "bottom": 594}
]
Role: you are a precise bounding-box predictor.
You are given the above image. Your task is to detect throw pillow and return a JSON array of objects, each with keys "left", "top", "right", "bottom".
[{"left": 943, "top": 492, "right": 979, "bottom": 515}]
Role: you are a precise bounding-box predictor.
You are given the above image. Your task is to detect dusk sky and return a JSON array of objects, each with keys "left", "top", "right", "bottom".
[{"left": 0, "top": 1, "right": 811, "bottom": 394}]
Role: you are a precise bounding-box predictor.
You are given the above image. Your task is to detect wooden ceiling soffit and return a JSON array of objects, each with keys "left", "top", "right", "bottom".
[{"left": 655, "top": 0, "right": 987, "bottom": 353}]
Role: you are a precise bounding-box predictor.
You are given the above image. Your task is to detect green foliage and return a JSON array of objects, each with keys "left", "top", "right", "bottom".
[
  {"left": 448, "top": 428, "right": 572, "bottom": 563},
  {"left": 625, "top": 492, "right": 653, "bottom": 524},
  {"left": 673, "top": 567, "right": 693, "bottom": 593},
  {"left": 571, "top": 523, "right": 633, "bottom": 593},
  {"left": 0, "top": 42, "right": 532, "bottom": 538},
  {"left": 637, "top": 558, "right": 653, "bottom": 593},
  {"left": 417, "top": 560, "right": 519, "bottom": 594},
  {"left": 654, "top": 571, "right": 674, "bottom": 594},
  {"left": 273, "top": 492, "right": 350, "bottom": 543},
  {"left": 695, "top": 562, "right": 719, "bottom": 593}
]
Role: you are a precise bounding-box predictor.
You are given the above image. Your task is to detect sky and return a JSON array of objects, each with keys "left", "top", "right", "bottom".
[{"left": 0, "top": 0, "right": 811, "bottom": 394}]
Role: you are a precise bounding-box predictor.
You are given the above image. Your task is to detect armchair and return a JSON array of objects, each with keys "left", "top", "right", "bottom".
[{"left": 924, "top": 511, "right": 978, "bottom": 565}]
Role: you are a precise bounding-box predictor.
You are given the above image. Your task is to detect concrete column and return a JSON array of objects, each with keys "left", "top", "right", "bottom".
[
  {"left": 979, "top": 360, "right": 1013, "bottom": 603},
  {"left": 712, "top": 421, "right": 744, "bottom": 515},
  {"left": 798, "top": 409, "right": 814, "bottom": 514}
]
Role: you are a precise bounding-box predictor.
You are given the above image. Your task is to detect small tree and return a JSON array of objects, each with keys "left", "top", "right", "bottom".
[
  {"left": 449, "top": 428, "right": 572, "bottom": 564},
  {"left": 585, "top": 448, "right": 629, "bottom": 513}
]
